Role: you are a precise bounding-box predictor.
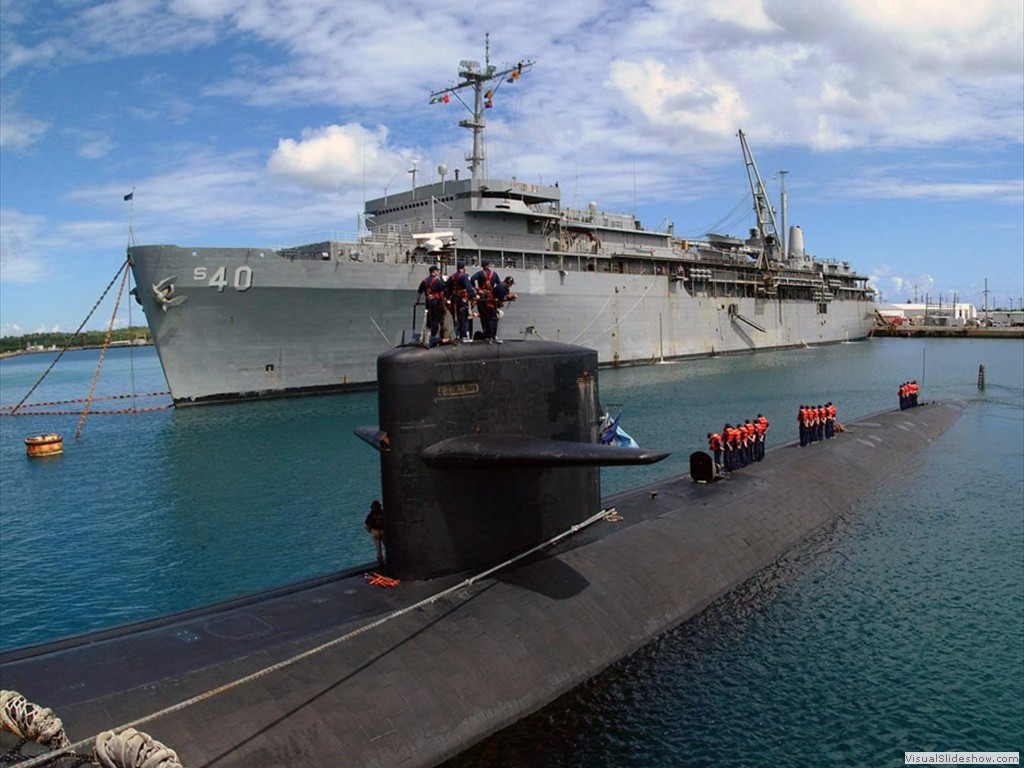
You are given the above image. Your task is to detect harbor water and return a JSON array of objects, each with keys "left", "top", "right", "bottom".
[{"left": 1, "top": 338, "right": 1022, "bottom": 765}]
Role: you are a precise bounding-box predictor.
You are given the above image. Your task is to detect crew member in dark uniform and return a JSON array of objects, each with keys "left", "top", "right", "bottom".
[
  {"left": 364, "top": 500, "right": 385, "bottom": 568},
  {"left": 491, "top": 276, "right": 517, "bottom": 341},
  {"left": 471, "top": 260, "right": 501, "bottom": 341},
  {"left": 446, "top": 262, "right": 475, "bottom": 341},
  {"left": 416, "top": 265, "right": 447, "bottom": 347}
]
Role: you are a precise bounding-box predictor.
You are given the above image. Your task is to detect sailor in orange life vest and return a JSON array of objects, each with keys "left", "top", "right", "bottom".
[
  {"left": 416, "top": 265, "right": 447, "bottom": 347},
  {"left": 470, "top": 260, "right": 502, "bottom": 341},
  {"left": 755, "top": 413, "right": 769, "bottom": 460},
  {"left": 722, "top": 423, "right": 737, "bottom": 471},
  {"left": 707, "top": 431, "right": 723, "bottom": 475},
  {"left": 446, "top": 262, "right": 476, "bottom": 342},
  {"left": 807, "top": 404, "right": 820, "bottom": 444},
  {"left": 743, "top": 419, "right": 756, "bottom": 465},
  {"left": 798, "top": 405, "right": 809, "bottom": 447},
  {"left": 825, "top": 402, "right": 837, "bottom": 439}
]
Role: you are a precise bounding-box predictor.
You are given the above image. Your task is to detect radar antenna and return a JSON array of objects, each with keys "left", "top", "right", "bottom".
[
  {"left": 428, "top": 33, "right": 533, "bottom": 182},
  {"left": 738, "top": 130, "right": 781, "bottom": 271}
]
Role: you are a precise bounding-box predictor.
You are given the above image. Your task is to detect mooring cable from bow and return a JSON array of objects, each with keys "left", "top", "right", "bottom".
[{"left": 9, "top": 259, "right": 130, "bottom": 416}]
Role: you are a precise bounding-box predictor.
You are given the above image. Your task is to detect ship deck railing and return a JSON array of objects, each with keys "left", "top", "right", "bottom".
[{"left": 300, "top": 230, "right": 874, "bottom": 290}]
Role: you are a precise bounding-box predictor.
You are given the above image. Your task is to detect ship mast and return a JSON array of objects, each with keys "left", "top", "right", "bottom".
[
  {"left": 738, "top": 129, "right": 781, "bottom": 271},
  {"left": 428, "top": 34, "right": 533, "bottom": 182}
]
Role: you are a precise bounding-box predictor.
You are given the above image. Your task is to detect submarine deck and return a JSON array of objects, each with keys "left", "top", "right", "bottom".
[{"left": 0, "top": 402, "right": 963, "bottom": 767}]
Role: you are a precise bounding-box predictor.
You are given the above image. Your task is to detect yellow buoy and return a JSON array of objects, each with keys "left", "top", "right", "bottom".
[{"left": 25, "top": 433, "right": 64, "bottom": 458}]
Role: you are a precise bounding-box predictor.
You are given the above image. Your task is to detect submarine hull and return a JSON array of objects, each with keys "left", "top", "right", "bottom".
[{"left": 0, "top": 401, "right": 962, "bottom": 767}]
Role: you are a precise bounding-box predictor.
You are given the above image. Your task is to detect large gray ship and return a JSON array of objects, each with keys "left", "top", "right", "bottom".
[{"left": 129, "top": 42, "right": 875, "bottom": 406}]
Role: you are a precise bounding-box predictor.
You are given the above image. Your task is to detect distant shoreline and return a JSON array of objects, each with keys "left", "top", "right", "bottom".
[{"left": 0, "top": 342, "right": 154, "bottom": 360}]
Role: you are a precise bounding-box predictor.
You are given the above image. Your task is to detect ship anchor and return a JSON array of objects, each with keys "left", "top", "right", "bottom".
[{"left": 151, "top": 276, "right": 188, "bottom": 312}]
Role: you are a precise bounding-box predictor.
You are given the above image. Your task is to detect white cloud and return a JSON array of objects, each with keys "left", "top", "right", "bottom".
[
  {"left": 0, "top": 112, "right": 49, "bottom": 151},
  {"left": 869, "top": 264, "right": 942, "bottom": 304},
  {"left": 4, "top": 0, "right": 1021, "bottom": 154},
  {"left": 71, "top": 130, "right": 117, "bottom": 159},
  {"left": 606, "top": 58, "right": 748, "bottom": 138},
  {"left": 267, "top": 123, "right": 408, "bottom": 191},
  {"left": 0, "top": 209, "right": 50, "bottom": 283},
  {"left": 706, "top": 0, "right": 780, "bottom": 32}
]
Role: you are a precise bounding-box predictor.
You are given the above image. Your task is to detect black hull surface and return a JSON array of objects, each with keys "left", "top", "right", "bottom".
[{"left": 0, "top": 403, "right": 962, "bottom": 767}]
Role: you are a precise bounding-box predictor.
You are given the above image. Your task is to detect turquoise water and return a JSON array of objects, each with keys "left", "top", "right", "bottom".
[
  {"left": 1, "top": 339, "right": 1022, "bottom": 764},
  {"left": 449, "top": 394, "right": 1024, "bottom": 767}
]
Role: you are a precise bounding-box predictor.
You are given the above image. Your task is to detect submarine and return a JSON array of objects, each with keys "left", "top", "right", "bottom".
[{"left": 0, "top": 340, "right": 962, "bottom": 767}]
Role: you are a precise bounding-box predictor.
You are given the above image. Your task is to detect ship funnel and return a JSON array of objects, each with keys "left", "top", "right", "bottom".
[{"left": 788, "top": 225, "right": 805, "bottom": 259}]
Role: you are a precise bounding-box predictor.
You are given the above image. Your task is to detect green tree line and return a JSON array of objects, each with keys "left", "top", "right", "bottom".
[{"left": 0, "top": 327, "right": 151, "bottom": 355}]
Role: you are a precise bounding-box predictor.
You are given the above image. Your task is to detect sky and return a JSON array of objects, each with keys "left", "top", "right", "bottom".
[{"left": 1, "top": 0, "right": 1022, "bottom": 336}]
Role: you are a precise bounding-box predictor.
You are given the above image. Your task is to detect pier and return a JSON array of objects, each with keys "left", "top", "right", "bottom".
[{"left": 870, "top": 325, "right": 1023, "bottom": 339}]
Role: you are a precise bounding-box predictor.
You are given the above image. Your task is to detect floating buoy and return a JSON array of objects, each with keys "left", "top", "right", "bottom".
[{"left": 25, "top": 433, "right": 63, "bottom": 458}]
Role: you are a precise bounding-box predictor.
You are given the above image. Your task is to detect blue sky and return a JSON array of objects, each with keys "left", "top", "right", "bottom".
[{"left": 1, "top": 0, "right": 1022, "bottom": 335}]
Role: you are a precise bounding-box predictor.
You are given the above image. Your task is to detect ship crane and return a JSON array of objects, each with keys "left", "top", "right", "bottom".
[
  {"left": 428, "top": 33, "right": 534, "bottom": 182},
  {"left": 738, "top": 130, "right": 782, "bottom": 274}
]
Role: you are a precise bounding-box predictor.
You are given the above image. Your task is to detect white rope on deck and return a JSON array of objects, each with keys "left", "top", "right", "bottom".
[
  {"left": 14, "top": 507, "right": 618, "bottom": 768},
  {"left": 0, "top": 689, "right": 71, "bottom": 749},
  {"left": 93, "top": 728, "right": 183, "bottom": 768}
]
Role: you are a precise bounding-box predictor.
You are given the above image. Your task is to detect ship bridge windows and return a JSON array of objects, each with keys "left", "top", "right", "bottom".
[{"left": 368, "top": 195, "right": 457, "bottom": 218}]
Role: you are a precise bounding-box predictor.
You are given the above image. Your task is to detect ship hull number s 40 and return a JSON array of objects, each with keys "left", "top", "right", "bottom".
[{"left": 194, "top": 266, "right": 253, "bottom": 292}]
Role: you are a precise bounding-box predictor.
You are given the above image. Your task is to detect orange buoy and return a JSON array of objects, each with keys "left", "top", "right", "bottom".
[{"left": 25, "top": 433, "right": 64, "bottom": 457}]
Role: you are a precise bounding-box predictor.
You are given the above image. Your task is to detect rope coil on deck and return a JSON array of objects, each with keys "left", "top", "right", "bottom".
[
  {"left": 93, "top": 729, "right": 182, "bottom": 768},
  {"left": 1, "top": 692, "right": 183, "bottom": 768},
  {"left": 0, "top": 690, "right": 71, "bottom": 750}
]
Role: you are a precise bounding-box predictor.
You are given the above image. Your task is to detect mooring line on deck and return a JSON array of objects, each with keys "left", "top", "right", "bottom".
[{"left": 17, "top": 507, "right": 617, "bottom": 767}]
